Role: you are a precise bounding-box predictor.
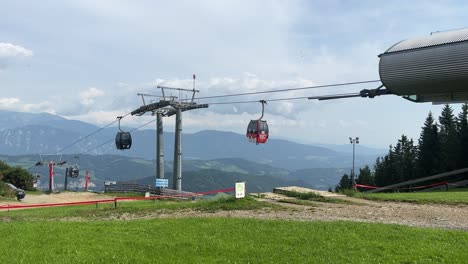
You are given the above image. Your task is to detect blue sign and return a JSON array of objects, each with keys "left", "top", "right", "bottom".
[{"left": 155, "top": 178, "right": 169, "bottom": 188}]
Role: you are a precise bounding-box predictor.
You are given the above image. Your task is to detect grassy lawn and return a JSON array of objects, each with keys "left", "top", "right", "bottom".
[
  {"left": 354, "top": 190, "right": 468, "bottom": 205},
  {"left": 0, "top": 218, "right": 467, "bottom": 263},
  {"left": 1, "top": 195, "right": 467, "bottom": 263}
]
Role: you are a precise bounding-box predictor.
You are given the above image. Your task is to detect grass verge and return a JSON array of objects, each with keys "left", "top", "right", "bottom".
[
  {"left": 0, "top": 218, "right": 467, "bottom": 263},
  {"left": 353, "top": 190, "right": 468, "bottom": 205}
]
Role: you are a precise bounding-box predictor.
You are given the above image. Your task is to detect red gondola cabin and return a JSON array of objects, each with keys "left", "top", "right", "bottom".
[{"left": 246, "top": 120, "right": 269, "bottom": 144}]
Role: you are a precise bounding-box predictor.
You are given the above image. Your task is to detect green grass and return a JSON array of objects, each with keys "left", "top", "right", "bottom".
[
  {"left": 25, "top": 190, "right": 47, "bottom": 195},
  {"left": 0, "top": 196, "right": 276, "bottom": 221},
  {"left": 0, "top": 218, "right": 467, "bottom": 263},
  {"left": 354, "top": 190, "right": 468, "bottom": 205}
]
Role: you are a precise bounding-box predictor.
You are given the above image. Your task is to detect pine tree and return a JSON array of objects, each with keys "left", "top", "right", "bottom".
[
  {"left": 356, "top": 165, "right": 374, "bottom": 186},
  {"left": 383, "top": 145, "right": 396, "bottom": 185},
  {"left": 335, "top": 174, "right": 352, "bottom": 192},
  {"left": 456, "top": 103, "right": 468, "bottom": 168},
  {"left": 401, "top": 136, "right": 417, "bottom": 181},
  {"left": 416, "top": 112, "right": 440, "bottom": 178},
  {"left": 374, "top": 157, "right": 385, "bottom": 186},
  {"left": 439, "top": 105, "right": 459, "bottom": 172}
]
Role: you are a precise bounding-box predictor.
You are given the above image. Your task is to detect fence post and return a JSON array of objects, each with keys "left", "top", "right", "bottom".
[{"left": 114, "top": 198, "right": 117, "bottom": 208}]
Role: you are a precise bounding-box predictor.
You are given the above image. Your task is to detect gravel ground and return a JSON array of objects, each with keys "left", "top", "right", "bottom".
[
  {"left": 0, "top": 192, "right": 114, "bottom": 206},
  {"left": 101, "top": 195, "right": 468, "bottom": 231},
  {"left": 2, "top": 192, "right": 467, "bottom": 231}
]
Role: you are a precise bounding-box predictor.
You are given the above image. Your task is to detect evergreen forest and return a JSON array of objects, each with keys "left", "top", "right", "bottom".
[{"left": 336, "top": 104, "right": 468, "bottom": 191}]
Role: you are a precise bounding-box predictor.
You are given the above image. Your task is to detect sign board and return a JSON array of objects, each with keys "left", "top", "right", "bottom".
[
  {"left": 155, "top": 178, "right": 169, "bottom": 188},
  {"left": 104, "top": 181, "right": 117, "bottom": 186},
  {"left": 235, "top": 182, "right": 246, "bottom": 198}
]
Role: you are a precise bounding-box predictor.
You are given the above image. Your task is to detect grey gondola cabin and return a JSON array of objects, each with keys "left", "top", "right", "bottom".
[
  {"left": 115, "top": 132, "right": 132, "bottom": 150},
  {"left": 68, "top": 165, "right": 79, "bottom": 178},
  {"left": 379, "top": 28, "right": 468, "bottom": 103}
]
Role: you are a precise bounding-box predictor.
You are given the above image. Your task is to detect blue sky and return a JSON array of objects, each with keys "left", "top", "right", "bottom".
[{"left": 1, "top": 0, "right": 468, "bottom": 147}]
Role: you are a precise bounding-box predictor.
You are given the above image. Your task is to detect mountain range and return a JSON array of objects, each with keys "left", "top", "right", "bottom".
[
  {"left": 0, "top": 110, "right": 385, "bottom": 170},
  {"left": 0, "top": 110, "right": 387, "bottom": 192}
]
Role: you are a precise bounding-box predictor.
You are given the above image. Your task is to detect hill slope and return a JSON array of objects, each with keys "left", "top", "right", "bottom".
[{"left": 1, "top": 154, "right": 345, "bottom": 192}]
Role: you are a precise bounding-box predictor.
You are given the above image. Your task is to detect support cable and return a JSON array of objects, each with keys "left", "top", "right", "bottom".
[
  {"left": 52, "top": 112, "right": 132, "bottom": 155},
  {"left": 79, "top": 118, "right": 156, "bottom": 155},
  {"left": 190, "top": 79, "right": 381, "bottom": 100}
]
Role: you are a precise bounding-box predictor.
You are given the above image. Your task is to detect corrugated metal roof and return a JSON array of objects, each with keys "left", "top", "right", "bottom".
[{"left": 384, "top": 28, "right": 468, "bottom": 54}]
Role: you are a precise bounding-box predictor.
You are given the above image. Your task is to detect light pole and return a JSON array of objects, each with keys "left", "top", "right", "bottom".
[{"left": 349, "top": 137, "right": 359, "bottom": 190}]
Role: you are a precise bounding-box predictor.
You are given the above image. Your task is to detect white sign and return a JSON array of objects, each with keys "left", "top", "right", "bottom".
[
  {"left": 235, "top": 182, "right": 246, "bottom": 198},
  {"left": 155, "top": 178, "right": 169, "bottom": 188}
]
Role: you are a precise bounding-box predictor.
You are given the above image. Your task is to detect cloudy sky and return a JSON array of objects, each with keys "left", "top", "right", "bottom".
[{"left": 1, "top": 0, "right": 468, "bottom": 148}]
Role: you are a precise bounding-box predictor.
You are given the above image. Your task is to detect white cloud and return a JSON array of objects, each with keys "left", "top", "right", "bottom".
[
  {"left": 79, "top": 87, "right": 105, "bottom": 106},
  {"left": 0, "top": 97, "right": 20, "bottom": 106},
  {"left": 0, "top": 43, "right": 33, "bottom": 69},
  {"left": 0, "top": 43, "right": 33, "bottom": 58},
  {"left": 0, "top": 97, "right": 55, "bottom": 114},
  {"left": 65, "top": 110, "right": 134, "bottom": 126}
]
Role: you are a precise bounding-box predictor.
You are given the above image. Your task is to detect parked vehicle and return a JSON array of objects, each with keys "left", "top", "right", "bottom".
[{"left": 5, "top": 183, "right": 26, "bottom": 201}]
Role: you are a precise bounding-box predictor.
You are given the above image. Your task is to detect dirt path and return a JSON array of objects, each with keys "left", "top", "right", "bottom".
[{"left": 0, "top": 192, "right": 114, "bottom": 206}]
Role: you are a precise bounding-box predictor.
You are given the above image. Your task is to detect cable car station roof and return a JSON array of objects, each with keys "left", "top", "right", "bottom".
[{"left": 381, "top": 28, "right": 468, "bottom": 55}]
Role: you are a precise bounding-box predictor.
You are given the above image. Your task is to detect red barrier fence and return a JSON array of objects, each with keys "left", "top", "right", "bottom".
[{"left": 0, "top": 188, "right": 235, "bottom": 211}]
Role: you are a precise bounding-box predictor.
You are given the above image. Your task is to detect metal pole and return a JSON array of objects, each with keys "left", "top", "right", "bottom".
[
  {"left": 352, "top": 141, "right": 356, "bottom": 190},
  {"left": 173, "top": 108, "right": 182, "bottom": 191},
  {"left": 49, "top": 161, "right": 54, "bottom": 192},
  {"left": 64, "top": 167, "right": 68, "bottom": 191},
  {"left": 156, "top": 112, "right": 165, "bottom": 180}
]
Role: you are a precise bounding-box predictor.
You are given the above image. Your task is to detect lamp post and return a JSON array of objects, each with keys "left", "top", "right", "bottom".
[{"left": 349, "top": 137, "right": 359, "bottom": 190}]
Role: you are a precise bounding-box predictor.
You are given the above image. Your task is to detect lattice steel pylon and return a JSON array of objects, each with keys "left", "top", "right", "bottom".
[{"left": 131, "top": 75, "right": 208, "bottom": 191}]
